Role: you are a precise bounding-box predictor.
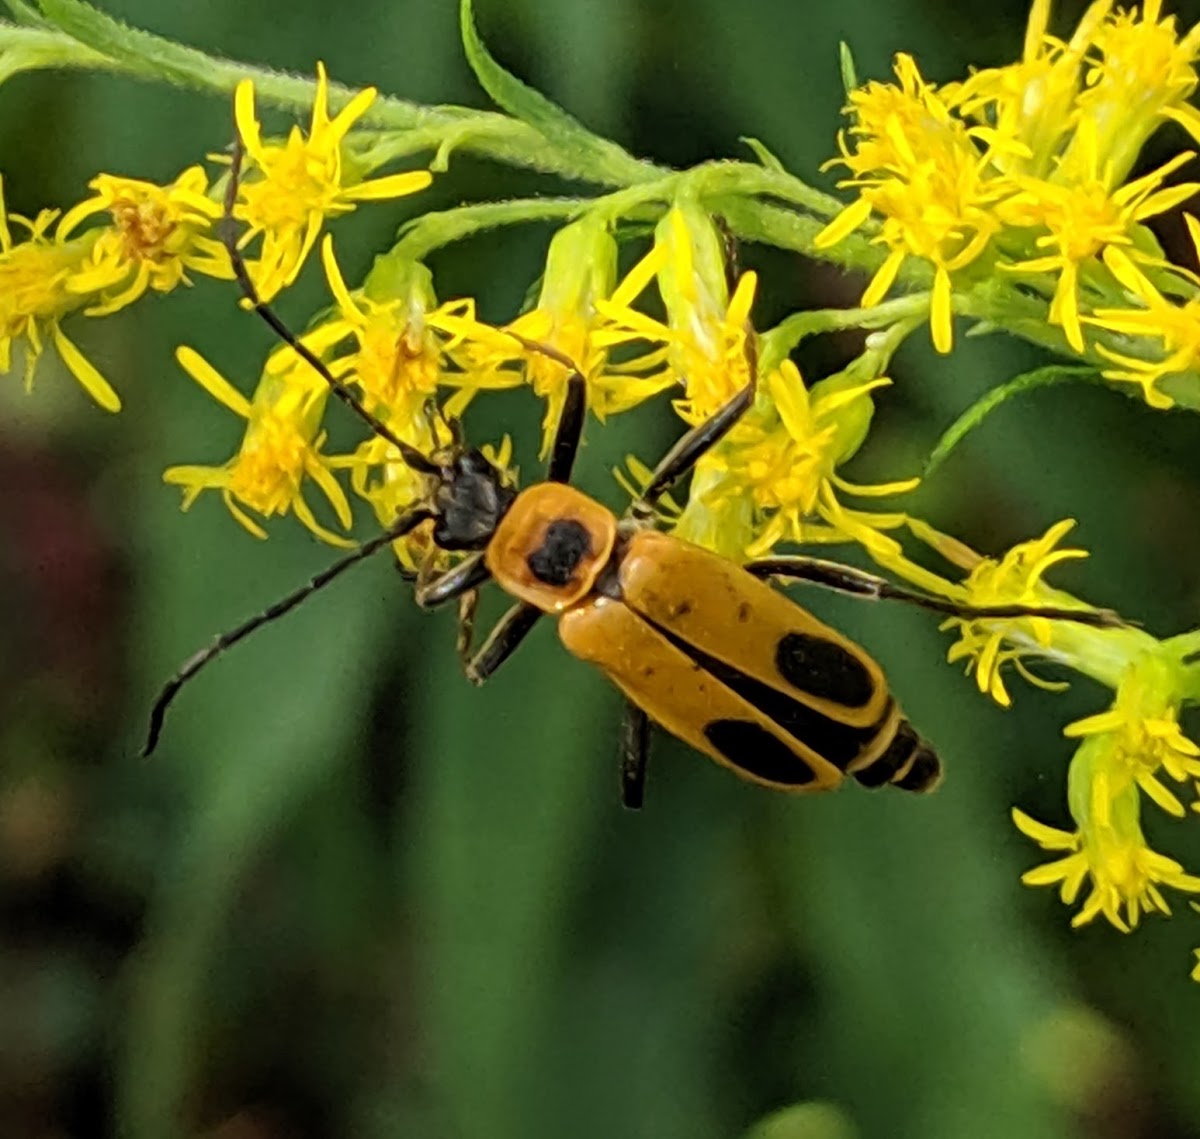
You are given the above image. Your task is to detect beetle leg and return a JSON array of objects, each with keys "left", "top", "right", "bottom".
[
  {"left": 744, "top": 555, "right": 1127, "bottom": 629},
  {"left": 413, "top": 551, "right": 491, "bottom": 608},
  {"left": 630, "top": 342, "right": 758, "bottom": 521},
  {"left": 619, "top": 701, "right": 651, "bottom": 811},
  {"left": 466, "top": 602, "right": 543, "bottom": 684},
  {"left": 455, "top": 589, "right": 479, "bottom": 671}
]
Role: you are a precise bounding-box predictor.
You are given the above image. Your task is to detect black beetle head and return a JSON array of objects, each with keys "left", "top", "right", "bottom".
[{"left": 430, "top": 448, "right": 518, "bottom": 551}]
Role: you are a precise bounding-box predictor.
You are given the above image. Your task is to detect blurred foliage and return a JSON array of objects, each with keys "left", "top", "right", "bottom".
[{"left": 2, "top": 1, "right": 1200, "bottom": 1138}]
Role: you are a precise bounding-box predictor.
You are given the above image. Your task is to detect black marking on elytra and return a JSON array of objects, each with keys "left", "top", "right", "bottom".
[
  {"left": 703, "top": 719, "right": 819, "bottom": 786},
  {"left": 527, "top": 518, "right": 592, "bottom": 587},
  {"left": 646, "top": 619, "right": 882, "bottom": 769},
  {"left": 775, "top": 632, "right": 874, "bottom": 708}
]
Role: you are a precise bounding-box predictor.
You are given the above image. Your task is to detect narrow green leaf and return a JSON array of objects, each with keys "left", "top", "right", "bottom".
[
  {"left": 741, "top": 136, "right": 786, "bottom": 172},
  {"left": 458, "top": 0, "right": 656, "bottom": 186},
  {"left": 924, "top": 365, "right": 1103, "bottom": 477},
  {"left": 5, "top": 0, "right": 46, "bottom": 26},
  {"left": 839, "top": 42, "right": 859, "bottom": 97}
]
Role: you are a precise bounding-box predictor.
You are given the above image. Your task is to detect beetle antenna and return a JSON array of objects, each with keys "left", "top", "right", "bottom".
[
  {"left": 142, "top": 507, "right": 433, "bottom": 757},
  {"left": 220, "top": 133, "right": 439, "bottom": 476}
]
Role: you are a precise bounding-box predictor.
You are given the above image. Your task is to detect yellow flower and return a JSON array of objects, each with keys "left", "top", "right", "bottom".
[
  {"left": 955, "top": 0, "right": 1111, "bottom": 179},
  {"left": 1078, "top": 0, "right": 1200, "bottom": 180},
  {"left": 340, "top": 417, "right": 442, "bottom": 571},
  {"left": 1013, "top": 790, "right": 1200, "bottom": 933},
  {"left": 598, "top": 201, "right": 755, "bottom": 425},
  {"left": 0, "top": 178, "right": 119, "bottom": 411},
  {"left": 56, "top": 167, "right": 232, "bottom": 316},
  {"left": 1064, "top": 654, "right": 1200, "bottom": 817},
  {"left": 318, "top": 239, "right": 440, "bottom": 415},
  {"left": 920, "top": 519, "right": 1093, "bottom": 707},
  {"left": 441, "top": 214, "right": 669, "bottom": 457},
  {"left": 164, "top": 345, "right": 352, "bottom": 545},
  {"left": 289, "top": 236, "right": 508, "bottom": 424},
  {"left": 233, "top": 63, "right": 433, "bottom": 301},
  {"left": 1086, "top": 217, "right": 1200, "bottom": 408},
  {"left": 696, "top": 360, "right": 917, "bottom": 558},
  {"left": 815, "top": 54, "right": 1012, "bottom": 353},
  {"left": 998, "top": 138, "right": 1196, "bottom": 351}
]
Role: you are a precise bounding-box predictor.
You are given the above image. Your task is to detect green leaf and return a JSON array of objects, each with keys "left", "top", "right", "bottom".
[
  {"left": 741, "top": 136, "right": 786, "bottom": 172},
  {"left": 839, "top": 41, "right": 859, "bottom": 97},
  {"left": 5, "top": 0, "right": 47, "bottom": 26},
  {"left": 924, "top": 365, "right": 1103, "bottom": 478},
  {"left": 458, "top": 0, "right": 657, "bottom": 186}
]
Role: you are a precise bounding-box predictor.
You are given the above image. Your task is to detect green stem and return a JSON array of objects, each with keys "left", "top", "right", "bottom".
[
  {"left": 764, "top": 295, "right": 929, "bottom": 368},
  {"left": 31, "top": 1, "right": 664, "bottom": 186},
  {"left": 715, "top": 196, "right": 913, "bottom": 283},
  {"left": 394, "top": 197, "right": 595, "bottom": 260},
  {"left": 0, "top": 22, "right": 114, "bottom": 81}
]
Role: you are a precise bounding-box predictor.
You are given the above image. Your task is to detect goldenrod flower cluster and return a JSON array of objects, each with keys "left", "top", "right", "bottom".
[{"left": 6, "top": 0, "right": 1200, "bottom": 977}]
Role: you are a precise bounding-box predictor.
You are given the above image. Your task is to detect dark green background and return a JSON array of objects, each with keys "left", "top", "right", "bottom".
[{"left": 2, "top": 2, "right": 1199, "bottom": 1137}]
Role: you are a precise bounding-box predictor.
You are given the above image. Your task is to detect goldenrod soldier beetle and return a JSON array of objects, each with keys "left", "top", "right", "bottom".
[{"left": 142, "top": 134, "right": 1127, "bottom": 809}]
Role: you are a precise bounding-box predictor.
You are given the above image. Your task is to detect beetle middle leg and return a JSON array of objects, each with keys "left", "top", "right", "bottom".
[
  {"left": 619, "top": 701, "right": 651, "bottom": 811},
  {"left": 745, "top": 555, "right": 1126, "bottom": 629}
]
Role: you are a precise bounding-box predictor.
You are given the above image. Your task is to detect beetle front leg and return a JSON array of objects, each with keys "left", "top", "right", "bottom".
[{"left": 466, "top": 602, "right": 543, "bottom": 685}]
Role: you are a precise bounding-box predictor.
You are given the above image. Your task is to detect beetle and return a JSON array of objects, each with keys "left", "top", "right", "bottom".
[{"left": 142, "top": 136, "right": 1125, "bottom": 808}]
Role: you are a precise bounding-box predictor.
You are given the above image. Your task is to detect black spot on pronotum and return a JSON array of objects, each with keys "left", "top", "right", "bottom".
[
  {"left": 527, "top": 519, "right": 592, "bottom": 587},
  {"left": 775, "top": 632, "right": 874, "bottom": 707},
  {"left": 703, "top": 720, "right": 818, "bottom": 786},
  {"left": 736, "top": 602, "right": 751, "bottom": 623}
]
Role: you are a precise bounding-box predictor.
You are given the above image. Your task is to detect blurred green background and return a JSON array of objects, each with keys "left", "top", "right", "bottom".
[{"left": 3, "top": 1, "right": 1200, "bottom": 1137}]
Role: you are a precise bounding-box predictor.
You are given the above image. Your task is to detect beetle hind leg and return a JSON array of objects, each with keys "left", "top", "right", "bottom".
[{"left": 620, "top": 702, "right": 651, "bottom": 810}]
